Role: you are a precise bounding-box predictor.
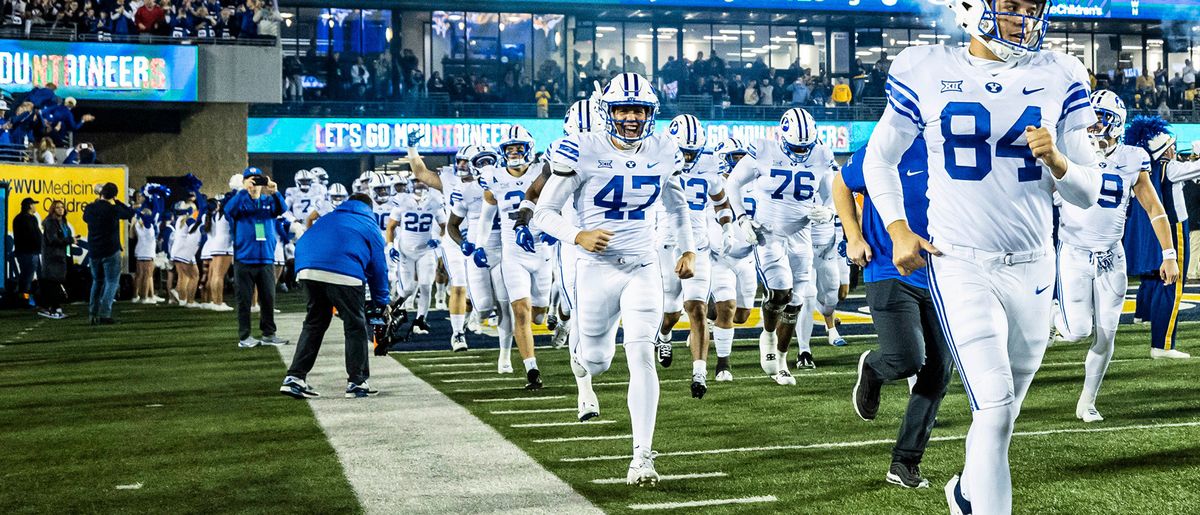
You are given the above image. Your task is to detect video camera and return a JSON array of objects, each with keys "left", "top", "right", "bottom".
[{"left": 369, "top": 301, "right": 413, "bottom": 356}]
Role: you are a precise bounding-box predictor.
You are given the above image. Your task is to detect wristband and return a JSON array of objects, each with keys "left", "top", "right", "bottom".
[
  {"left": 715, "top": 208, "right": 733, "bottom": 222},
  {"left": 1151, "top": 214, "right": 1168, "bottom": 223},
  {"left": 1163, "top": 249, "right": 1178, "bottom": 261},
  {"left": 519, "top": 200, "right": 536, "bottom": 212}
]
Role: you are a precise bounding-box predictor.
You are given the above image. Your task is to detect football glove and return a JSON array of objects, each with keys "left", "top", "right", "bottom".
[
  {"left": 460, "top": 240, "right": 476, "bottom": 256},
  {"left": 514, "top": 225, "right": 536, "bottom": 253},
  {"left": 472, "top": 247, "right": 490, "bottom": 268},
  {"left": 539, "top": 233, "right": 558, "bottom": 246},
  {"left": 426, "top": 239, "right": 440, "bottom": 249},
  {"left": 406, "top": 129, "right": 424, "bottom": 149}
]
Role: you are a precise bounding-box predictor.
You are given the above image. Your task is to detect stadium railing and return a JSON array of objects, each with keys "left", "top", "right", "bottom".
[{"left": 0, "top": 24, "right": 277, "bottom": 46}]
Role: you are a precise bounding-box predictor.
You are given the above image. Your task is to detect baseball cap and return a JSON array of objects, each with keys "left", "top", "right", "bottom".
[{"left": 243, "top": 166, "right": 264, "bottom": 177}]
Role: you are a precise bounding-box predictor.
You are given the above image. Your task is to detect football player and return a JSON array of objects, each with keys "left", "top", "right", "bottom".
[
  {"left": 707, "top": 137, "right": 760, "bottom": 382},
  {"left": 386, "top": 180, "right": 448, "bottom": 336}
]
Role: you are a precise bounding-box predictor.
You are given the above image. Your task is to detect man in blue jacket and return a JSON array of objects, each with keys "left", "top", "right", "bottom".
[
  {"left": 225, "top": 167, "right": 289, "bottom": 348},
  {"left": 280, "top": 192, "right": 390, "bottom": 399}
]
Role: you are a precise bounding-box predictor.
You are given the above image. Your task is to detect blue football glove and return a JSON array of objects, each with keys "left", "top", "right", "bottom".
[
  {"left": 472, "top": 248, "right": 489, "bottom": 268},
  {"left": 406, "top": 129, "right": 424, "bottom": 148},
  {"left": 426, "top": 239, "right": 440, "bottom": 249},
  {"left": 837, "top": 240, "right": 847, "bottom": 258},
  {"left": 514, "top": 225, "right": 536, "bottom": 253},
  {"left": 539, "top": 233, "right": 559, "bottom": 246},
  {"left": 388, "top": 247, "right": 401, "bottom": 263},
  {"left": 460, "top": 240, "right": 476, "bottom": 256}
]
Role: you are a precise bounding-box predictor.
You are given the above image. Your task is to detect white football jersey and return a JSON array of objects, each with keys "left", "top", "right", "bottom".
[
  {"left": 550, "top": 131, "right": 684, "bottom": 257},
  {"left": 481, "top": 165, "right": 543, "bottom": 249},
  {"left": 661, "top": 151, "right": 725, "bottom": 250},
  {"left": 373, "top": 197, "right": 400, "bottom": 233},
  {"left": 1058, "top": 144, "right": 1151, "bottom": 251},
  {"left": 450, "top": 177, "right": 502, "bottom": 250},
  {"left": 287, "top": 188, "right": 325, "bottom": 221},
  {"left": 389, "top": 192, "right": 448, "bottom": 254},
  {"left": 734, "top": 139, "right": 836, "bottom": 234},
  {"left": 880, "top": 45, "right": 1097, "bottom": 252}
]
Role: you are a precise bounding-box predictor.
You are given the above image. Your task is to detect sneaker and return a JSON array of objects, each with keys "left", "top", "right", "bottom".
[
  {"left": 773, "top": 369, "right": 797, "bottom": 386},
  {"left": 797, "top": 351, "right": 816, "bottom": 369},
  {"left": 546, "top": 312, "right": 558, "bottom": 331},
  {"left": 210, "top": 303, "right": 234, "bottom": 312},
  {"left": 466, "top": 312, "right": 482, "bottom": 333},
  {"left": 578, "top": 385, "right": 600, "bottom": 422},
  {"left": 237, "top": 337, "right": 260, "bottom": 348},
  {"left": 690, "top": 372, "right": 707, "bottom": 399},
  {"left": 525, "top": 368, "right": 543, "bottom": 390},
  {"left": 945, "top": 474, "right": 972, "bottom": 515},
  {"left": 53, "top": 309, "right": 67, "bottom": 320},
  {"left": 758, "top": 331, "right": 778, "bottom": 375},
  {"left": 259, "top": 335, "right": 290, "bottom": 346},
  {"left": 626, "top": 449, "right": 659, "bottom": 487},
  {"left": 185, "top": 302, "right": 203, "bottom": 309},
  {"left": 887, "top": 462, "right": 930, "bottom": 489},
  {"left": 829, "top": 336, "right": 848, "bottom": 347},
  {"left": 551, "top": 323, "right": 570, "bottom": 349},
  {"left": 131, "top": 297, "right": 143, "bottom": 304},
  {"left": 169, "top": 289, "right": 182, "bottom": 304},
  {"left": 37, "top": 308, "right": 56, "bottom": 319},
  {"left": 279, "top": 377, "right": 320, "bottom": 399},
  {"left": 450, "top": 332, "right": 468, "bottom": 352},
  {"left": 273, "top": 308, "right": 281, "bottom": 314},
  {"left": 1132, "top": 316, "right": 1144, "bottom": 325},
  {"left": 412, "top": 316, "right": 430, "bottom": 335},
  {"left": 345, "top": 382, "right": 377, "bottom": 398},
  {"left": 498, "top": 361, "right": 514, "bottom": 374},
  {"left": 853, "top": 351, "right": 882, "bottom": 421},
  {"left": 1076, "top": 404, "right": 1104, "bottom": 423},
  {"left": 198, "top": 303, "right": 214, "bottom": 310},
  {"left": 149, "top": 295, "right": 165, "bottom": 303},
  {"left": 1151, "top": 348, "right": 1191, "bottom": 359},
  {"left": 250, "top": 305, "right": 261, "bottom": 314},
  {"left": 654, "top": 333, "right": 673, "bottom": 368}
]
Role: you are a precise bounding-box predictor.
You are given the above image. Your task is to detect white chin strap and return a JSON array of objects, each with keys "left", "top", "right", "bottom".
[{"left": 980, "top": 35, "right": 1024, "bottom": 62}]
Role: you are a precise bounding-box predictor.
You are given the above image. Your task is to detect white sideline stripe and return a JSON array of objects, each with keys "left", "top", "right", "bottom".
[
  {"left": 452, "top": 386, "right": 542, "bottom": 393},
  {"left": 429, "top": 369, "right": 496, "bottom": 376},
  {"left": 591, "top": 472, "right": 727, "bottom": 484},
  {"left": 442, "top": 377, "right": 523, "bottom": 383},
  {"left": 474, "top": 395, "right": 568, "bottom": 403},
  {"left": 273, "top": 313, "right": 600, "bottom": 514},
  {"left": 628, "top": 495, "right": 777, "bottom": 510},
  {"left": 490, "top": 408, "right": 578, "bottom": 415},
  {"left": 513, "top": 420, "right": 617, "bottom": 428},
  {"left": 408, "top": 355, "right": 484, "bottom": 362},
  {"left": 420, "top": 362, "right": 492, "bottom": 368},
  {"left": 534, "top": 434, "right": 633, "bottom": 443},
  {"left": 561, "top": 420, "right": 1200, "bottom": 462}
]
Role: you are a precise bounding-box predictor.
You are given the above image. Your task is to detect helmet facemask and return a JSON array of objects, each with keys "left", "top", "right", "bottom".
[
  {"left": 973, "top": 0, "right": 1050, "bottom": 61},
  {"left": 607, "top": 104, "right": 654, "bottom": 145}
]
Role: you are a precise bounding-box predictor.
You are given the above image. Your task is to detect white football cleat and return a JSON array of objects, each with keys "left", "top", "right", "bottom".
[
  {"left": 1151, "top": 348, "right": 1191, "bottom": 359},
  {"left": 450, "top": 333, "right": 468, "bottom": 352},
  {"left": 1076, "top": 404, "right": 1104, "bottom": 423},
  {"left": 578, "top": 387, "right": 600, "bottom": 422},
  {"left": 758, "top": 331, "right": 778, "bottom": 375},
  {"left": 773, "top": 369, "right": 797, "bottom": 386},
  {"left": 551, "top": 323, "right": 570, "bottom": 349},
  {"left": 945, "top": 474, "right": 972, "bottom": 515},
  {"left": 715, "top": 370, "right": 733, "bottom": 382},
  {"left": 626, "top": 449, "right": 659, "bottom": 487},
  {"left": 497, "top": 361, "right": 514, "bottom": 374}
]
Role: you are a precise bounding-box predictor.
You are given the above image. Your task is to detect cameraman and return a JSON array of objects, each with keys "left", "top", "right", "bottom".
[
  {"left": 225, "top": 167, "right": 289, "bottom": 348},
  {"left": 280, "top": 193, "right": 390, "bottom": 399}
]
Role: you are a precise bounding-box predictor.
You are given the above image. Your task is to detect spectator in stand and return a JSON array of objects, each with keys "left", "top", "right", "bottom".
[
  {"left": 535, "top": 84, "right": 550, "bottom": 118},
  {"left": 748, "top": 57, "right": 769, "bottom": 83},
  {"left": 43, "top": 97, "right": 95, "bottom": 146},
  {"left": 284, "top": 55, "right": 305, "bottom": 101},
  {"left": 12, "top": 197, "right": 41, "bottom": 305},
  {"left": 1155, "top": 62, "right": 1168, "bottom": 89},
  {"left": 112, "top": 0, "right": 135, "bottom": 36},
  {"left": 37, "top": 137, "right": 55, "bottom": 163},
  {"left": 63, "top": 142, "right": 98, "bottom": 164},
  {"left": 38, "top": 200, "right": 76, "bottom": 319},
  {"left": 743, "top": 79, "right": 760, "bottom": 106},
  {"left": 692, "top": 51, "right": 709, "bottom": 81},
  {"left": 851, "top": 58, "right": 868, "bottom": 102},
  {"left": 758, "top": 78, "right": 774, "bottom": 106},
  {"left": 83, "top": 182, "right": 134, "bottom": 325},
  {"left": 399, "top": 49, "right": 419, "bottom": 86},
  {"left": 216, "top": 6, "right": 236, "bottom": 38},
  {"left": 254, "top": 0, "right": 281, "bottom": 39},
  {"left": 373, "top": 52, "right": 393, "bottom": 99},
  {"left": 350, "top": 56, "right": 370, "bottom": 99},
  {"left": 237, "top": 0, "right": 258, "bottom": 39},
  {"left": 427, "top": 71, "right": 445, "bottom": 95},
  {"left": 708, "top": 74, "right": 727, "bottom": 105},
  {"left": 773, "top": 76, "right": 787, "bottom": 105},
  {"left": 728, "top": 74, "right": 746, "bottom": 106},
  {"left": 135, "top": 0, "right": 166, "bottom": 38},
  {"left": 9, "top": 101, "right": 39, "bottom": 146},
  {"left": 325, "top": 52, "right": 344, "bottom": 100},
  {"left": 226, "top": 167, "right": 289, "bottom": 348},
  {"left": 26, "top": 83, "right": 57, "bottom": 109}
]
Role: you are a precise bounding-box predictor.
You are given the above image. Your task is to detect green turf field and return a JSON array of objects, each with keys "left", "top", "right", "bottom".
[
  {"left": 394, "top": 323, "right": 1200, "bottom": 514},
  {"left": 0, "top": 296, "right": 362, "bottom": 514}
]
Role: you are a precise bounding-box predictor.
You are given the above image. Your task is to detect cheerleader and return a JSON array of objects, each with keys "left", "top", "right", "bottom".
[
  {"left": 201, "top": 194, "right": 235, "bottom": 312},
  {"left": 132, "top": 207, "right": 160, "bottom": 304},
  {"left": 169, "top": 203, "right": 204, "bottom": 307}
]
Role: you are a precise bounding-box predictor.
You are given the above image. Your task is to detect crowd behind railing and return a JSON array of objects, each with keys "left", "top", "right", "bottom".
[
  {"left": 0, "top": 83, "right": 99, "bottom": 164},
  {"left": 0, "top": 0, "right": 282, "bottom": 43}
]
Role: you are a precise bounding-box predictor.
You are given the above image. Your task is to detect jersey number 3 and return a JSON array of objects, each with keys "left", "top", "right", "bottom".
[
  {"left": 595, "top": 175, "right": 662, "bottom": 220},
  {"left": 942, "top": 102, "right": 1042, "bottom": 183}
]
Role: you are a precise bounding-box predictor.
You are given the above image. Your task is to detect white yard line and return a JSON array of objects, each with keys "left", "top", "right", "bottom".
[
  {"left": 407, "top": 355, "right": 486, "bottom": 362},
  {"left": 273, "top": 313, "right": 600, "bottom": 514},
  {"left": 628, "top": 495, "right": 777, "bottom": 510},
  {"left": 428, "top": 369, "right": 497, "bottom": 376},
  {"left": 561, "top": 420, "right": 1200, "bottom": 462},
  {"left": 474, "top": 395, "right": 568, "bottom": 403},
  {"left": 591, "top": 472, "right": 727, "bottom": 484},
  {"left": 441, "top": 376, "right": 524, "bottom": 384},
  {"left": 533, "top": 434, "right": 633, "bottom": 444},
  {"left": 419, "top": 362, "right": 493, "bottom": 368},
  {"left": 490, "top": 408, "right": 578, "bottom": 415},
  {"left": 513, "top": 420, "right": 617, "bottom": 428}
]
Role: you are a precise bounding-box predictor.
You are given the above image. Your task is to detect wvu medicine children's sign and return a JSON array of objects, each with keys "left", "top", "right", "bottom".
[{"left": 0, "top": 39, "right": 198, "bottom": 102}]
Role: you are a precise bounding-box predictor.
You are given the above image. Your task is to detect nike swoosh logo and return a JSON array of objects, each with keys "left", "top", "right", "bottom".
[
  {"left": 639, "top": 263, "right": 652, "bottom": 268},
  {"left": 1023, "top": 87, "right": 1045, "bottom": 95},
  {"left": 648, "top": 162, "right": 660, "bottom": 168},
  {"left": 906, "top": 170, "right": 926, "bottom": 177},
  {"left": 1035, "top": 284, "right": 1051, "bottom": 295},
  {"left": 1115, "top": 165, "right": 1127, "bottom": 170}
]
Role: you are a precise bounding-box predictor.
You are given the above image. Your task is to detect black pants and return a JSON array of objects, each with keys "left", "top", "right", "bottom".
[
  {"left": 286, "top": 279, "right": 369, "bottom": 385},
  {"left": 38, "top": 279, "right": 64, "bottom": 310},
  {"left": 235, "top": 262, "right": 276, "bottom": 341},
  {"left": 864, "top": 278, "right": 952, "bottom": 465}
]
